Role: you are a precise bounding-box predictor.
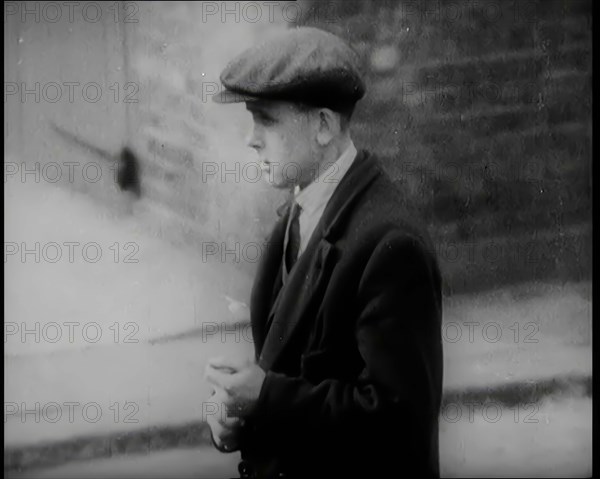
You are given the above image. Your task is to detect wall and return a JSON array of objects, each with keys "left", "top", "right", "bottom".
[
  {"left": 4, "top": 1, "right": 290, "bottom": 279},
  {"left": 297, "top": 0, "right": 592, "bottom": 293}
]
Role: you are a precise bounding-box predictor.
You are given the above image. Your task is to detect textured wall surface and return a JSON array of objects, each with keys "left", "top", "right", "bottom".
[
  {"left": 297, "top": 0, "right": 592, "bottom": 293},
  {"left": 5, "top": 1, "right": 289, "bottom": 277}
]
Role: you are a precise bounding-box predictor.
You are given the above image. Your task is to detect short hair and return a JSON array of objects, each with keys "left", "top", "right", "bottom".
[
  {"left": 294, "top": 102, "right": 356, "bottom": 132},
  {"left": 337, "top": 104, "right": 356, "bottom": 130}
]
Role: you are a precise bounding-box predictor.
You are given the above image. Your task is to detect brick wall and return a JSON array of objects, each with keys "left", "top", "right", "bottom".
[{"left": 296, "top": 0, "right": 592, "bottom": 293}]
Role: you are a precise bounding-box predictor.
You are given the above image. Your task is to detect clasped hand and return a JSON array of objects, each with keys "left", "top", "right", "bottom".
[{"left": 204, "top": 355, "right": 266, "bottom": 451}]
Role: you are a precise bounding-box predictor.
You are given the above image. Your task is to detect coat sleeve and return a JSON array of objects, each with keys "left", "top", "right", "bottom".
[{"left": 245, "top": 230, "right": 443, "bottom": 445}]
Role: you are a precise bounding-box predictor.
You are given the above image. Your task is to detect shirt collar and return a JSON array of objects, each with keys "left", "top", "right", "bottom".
[{"left": 293, "top": 140, "right": 357, "bottom": 216}]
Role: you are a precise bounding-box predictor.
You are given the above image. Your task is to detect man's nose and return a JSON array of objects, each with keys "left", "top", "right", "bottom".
[{"left": 245, "top": 127, "right": 263, "bottom": 150}]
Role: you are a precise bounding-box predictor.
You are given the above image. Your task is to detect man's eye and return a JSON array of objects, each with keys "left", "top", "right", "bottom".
[{"left": 257, "top": 114, "right": 275, "bottom": 125}]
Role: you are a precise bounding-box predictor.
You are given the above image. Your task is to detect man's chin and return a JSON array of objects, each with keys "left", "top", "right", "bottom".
[
  {"left": 262, "top": 176, "right": 291, "bottom": 190},
  {"left": 267, "top": 183, "right": 290, "bottom": 190}
]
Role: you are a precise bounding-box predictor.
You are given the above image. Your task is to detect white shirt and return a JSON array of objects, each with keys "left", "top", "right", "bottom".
[{"left": 282, "top": 141, "right": 358, "bottom": 279}]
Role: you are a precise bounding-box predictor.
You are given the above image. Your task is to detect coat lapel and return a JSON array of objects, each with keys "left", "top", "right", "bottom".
[
  {"left": 258, "top": 150, "right": 382, "bottom": 370},
  {"left": 249, "top": 199, "right": 290, "bottom": 357}
]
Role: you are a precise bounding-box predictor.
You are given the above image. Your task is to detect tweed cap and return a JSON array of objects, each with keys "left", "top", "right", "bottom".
[{"left": 213, "top": 27, "right": 365, "bottom": 112}]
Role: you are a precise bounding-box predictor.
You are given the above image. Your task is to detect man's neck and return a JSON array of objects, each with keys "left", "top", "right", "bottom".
[{"left": 296, "top": 136, "right": 353, "bottom": 192}]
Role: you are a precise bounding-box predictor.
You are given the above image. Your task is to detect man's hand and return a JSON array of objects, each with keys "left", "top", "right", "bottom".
[
  {"left": 205, "top": 387, "right": 244, "bottom": 452},
  {"left": 205, "top": 356, "right": 267, "bottom": 417}
]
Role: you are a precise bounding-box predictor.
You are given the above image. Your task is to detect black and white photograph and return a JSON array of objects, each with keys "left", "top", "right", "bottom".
[{"left": 4, "top": 1, "right": 592, "bottom": 477}]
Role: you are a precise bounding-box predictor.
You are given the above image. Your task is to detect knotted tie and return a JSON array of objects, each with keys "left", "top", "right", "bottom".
[{"left": 285, "top": 201, "right": 302, "bottom": 271}]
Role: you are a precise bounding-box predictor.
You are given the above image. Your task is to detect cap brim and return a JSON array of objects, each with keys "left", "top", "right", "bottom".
[{"left": 212, "top": 89, "right": 261, "bottom": 104}]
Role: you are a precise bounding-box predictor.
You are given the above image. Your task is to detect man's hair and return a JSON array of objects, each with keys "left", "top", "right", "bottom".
[
  {"left": 295, "top": 102, "right": 355, "bottom": 132},
  {"left": 337, "top": 103, "right": 356, "bottom": 131}
]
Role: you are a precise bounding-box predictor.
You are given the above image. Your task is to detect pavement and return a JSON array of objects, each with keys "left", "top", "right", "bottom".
[
  {"left": 5, "top": 302, "right": 592, "bottom": 474},
  {"left": 7, "top": 396, "right": 593, "bottom": 478},
  {"left": 6, "top": 447, "right": 241, "bottom": 479}
]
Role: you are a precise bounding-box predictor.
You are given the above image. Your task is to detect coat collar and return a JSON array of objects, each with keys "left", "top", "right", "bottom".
[{"left": 274, "top": 149, "right": 381, "bottom": 241}]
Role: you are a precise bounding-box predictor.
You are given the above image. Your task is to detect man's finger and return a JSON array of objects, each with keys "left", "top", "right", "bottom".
[
  {"left": 207, "top": 356, "right": 236, "bottom": 370},
  {"left": 207, "top": 407, "right": 243, "bottom": 429},
  {"left": 210, "top": 385, "right": 233, "bottom": 406},
  {"left": 205, "top": 365, "right": 234, "bottom": 390},
  {"left": 208, "top": 355, "right": 252, "bottom": 372}
]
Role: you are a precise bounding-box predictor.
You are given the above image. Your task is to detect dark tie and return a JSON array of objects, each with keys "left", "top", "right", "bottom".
[{"left": 285, "top": 201, "right": 302, "bottom": 271}]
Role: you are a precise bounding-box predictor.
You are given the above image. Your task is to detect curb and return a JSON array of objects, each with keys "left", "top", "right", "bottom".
[
  {"left": 4, "top": 373, "right": 591, "bottom": 474},
  {"left": 441, "top": 373, "right": 592, "bottom": 407},
  {"left": 4, "top": 422, "right": 213, "bottom": 475}
]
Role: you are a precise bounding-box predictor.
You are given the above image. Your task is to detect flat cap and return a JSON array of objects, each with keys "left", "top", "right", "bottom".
[{"left": 213, "top": 27, "right": 365, "bottom": 112}]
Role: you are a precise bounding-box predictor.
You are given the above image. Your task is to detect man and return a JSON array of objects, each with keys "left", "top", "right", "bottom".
[{"left": 205, "top": 26, "right": 443, "bottom": 479}]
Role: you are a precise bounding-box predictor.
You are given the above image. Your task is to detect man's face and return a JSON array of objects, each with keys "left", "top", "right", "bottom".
[{"left": 245, "top": 100, "right": 316, "bottom": 189}]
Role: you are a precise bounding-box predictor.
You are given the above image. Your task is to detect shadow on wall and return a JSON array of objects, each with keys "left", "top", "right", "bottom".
[{"left": 50, "top": 122, "right": 141, "bottom": 198}]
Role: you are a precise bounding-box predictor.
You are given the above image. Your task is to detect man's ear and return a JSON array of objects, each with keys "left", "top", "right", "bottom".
[{"left": 315, "top": 109, "right": 340, "bottom": 146}]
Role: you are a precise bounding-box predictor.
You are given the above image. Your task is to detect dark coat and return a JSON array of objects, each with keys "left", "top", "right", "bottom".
[{"left": 231, "top": 149, "right": 443, "bottom": 479}]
